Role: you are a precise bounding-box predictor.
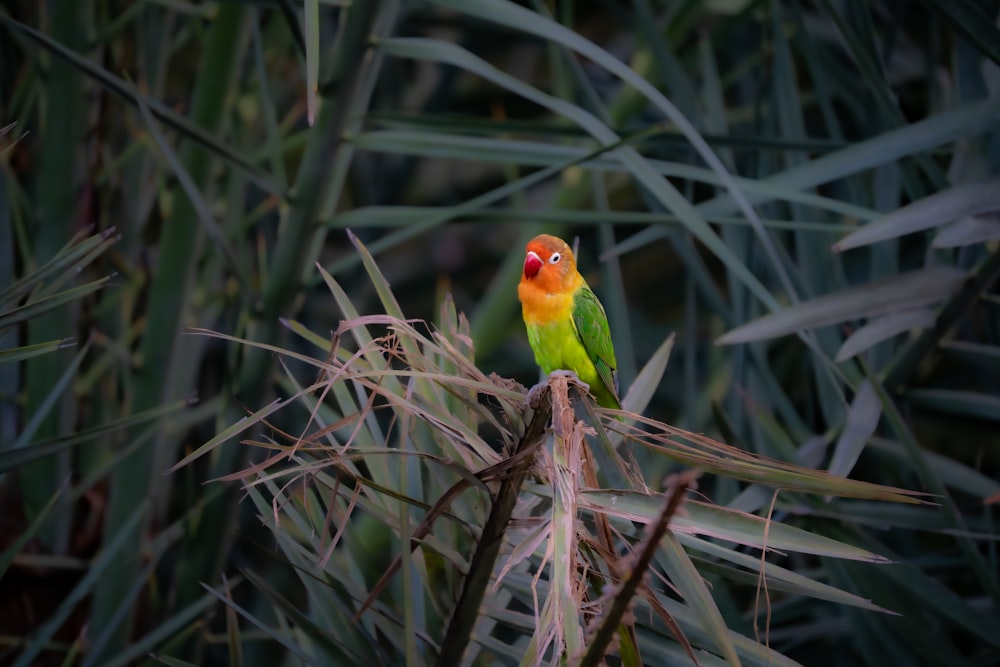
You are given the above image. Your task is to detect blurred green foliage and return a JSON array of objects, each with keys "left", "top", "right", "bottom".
[{"left": 1, "top": 1, "right": 998, "bottom": 665}]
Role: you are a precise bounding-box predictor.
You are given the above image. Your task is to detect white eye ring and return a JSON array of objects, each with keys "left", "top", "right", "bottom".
[{"left": 549, "top": 252, "right": 561, "bottom": 264}]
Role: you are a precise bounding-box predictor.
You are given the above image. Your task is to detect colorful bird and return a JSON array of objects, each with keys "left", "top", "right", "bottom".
[{"left": 517, "top": 234, "right": 621, "bottom": 409}]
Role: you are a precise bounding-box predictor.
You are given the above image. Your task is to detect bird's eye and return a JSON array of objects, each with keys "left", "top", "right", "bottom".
[{"left": 549, "top": 253, "right": 561, "bottom": 264}]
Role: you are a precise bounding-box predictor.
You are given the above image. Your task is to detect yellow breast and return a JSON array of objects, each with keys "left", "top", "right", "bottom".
[{"left": 517, "top": 271, "right": 583, "bottom": 326}]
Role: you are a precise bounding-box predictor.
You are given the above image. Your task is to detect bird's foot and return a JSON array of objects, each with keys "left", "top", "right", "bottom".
[
  {"left": 548, "top": 369, "right": 590, "bottom": 393},
  {"left": 526, "top": 371, "right": 590, "bottom": 409}
]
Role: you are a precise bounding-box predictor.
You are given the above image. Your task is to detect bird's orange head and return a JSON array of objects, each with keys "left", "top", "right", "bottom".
[{"left": 521, "top": 234, "right": 579, "bottom": 293}]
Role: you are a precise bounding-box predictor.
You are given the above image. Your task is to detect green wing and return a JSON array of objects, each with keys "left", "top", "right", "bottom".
[{"left": 571, "top": 285, "right": 620, "bottom": 407}]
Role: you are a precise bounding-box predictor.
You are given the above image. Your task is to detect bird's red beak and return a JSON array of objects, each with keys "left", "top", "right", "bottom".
[{"left": 523, "top": 251, "right": 543, "bottom": 279}]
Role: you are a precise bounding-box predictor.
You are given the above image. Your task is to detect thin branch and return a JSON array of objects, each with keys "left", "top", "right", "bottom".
[{"left": 580, "top": 471, "right": 700, "bottom": 667}]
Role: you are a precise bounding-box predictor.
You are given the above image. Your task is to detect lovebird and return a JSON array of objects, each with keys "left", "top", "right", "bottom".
[{"left": 517, "top": 233, "right": 621, "bottom": 409}]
